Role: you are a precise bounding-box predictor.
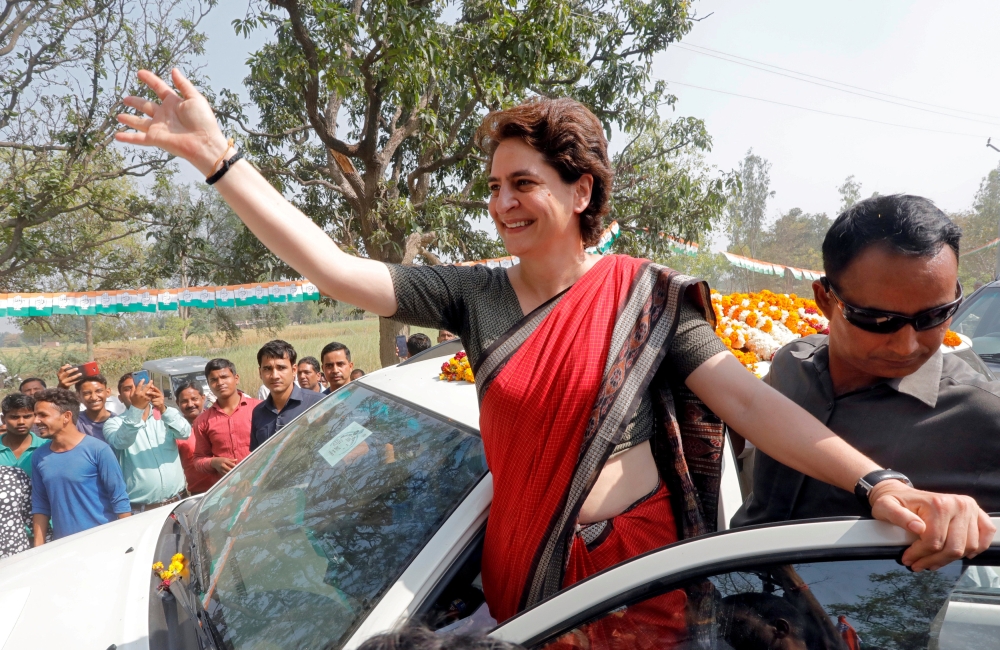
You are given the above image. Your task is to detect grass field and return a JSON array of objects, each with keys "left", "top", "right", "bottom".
[{"left": 0, "top": 317, "right": 438, "bottom": 396}]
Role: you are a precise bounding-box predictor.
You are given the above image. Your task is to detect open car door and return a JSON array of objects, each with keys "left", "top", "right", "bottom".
[{"left": 491, "top": 517, "right": 1000, "bottom": 649}]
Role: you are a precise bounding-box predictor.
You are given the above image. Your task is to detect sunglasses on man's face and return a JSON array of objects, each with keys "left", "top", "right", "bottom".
[{"left": 820, "top": 278, "right": 963, "bottom": 334}]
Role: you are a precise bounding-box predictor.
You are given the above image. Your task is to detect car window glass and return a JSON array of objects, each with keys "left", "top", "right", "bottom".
[
  {"left": 952, "top": 288, "right": 1000, "bottom": 358},
  {"left": 538, "top": 558, "right": 1000, "bottom": 649},
  {"left": 194, "top": 384, "right": 488, "bottom": 649}
]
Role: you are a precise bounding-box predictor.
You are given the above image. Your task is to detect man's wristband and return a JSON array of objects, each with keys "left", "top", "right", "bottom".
[
  {"left": 206, "top": 151, "right": 243, "bottom": 185},
  {"left": 855, "top": 469, "right": 913, "bottom": 508}
]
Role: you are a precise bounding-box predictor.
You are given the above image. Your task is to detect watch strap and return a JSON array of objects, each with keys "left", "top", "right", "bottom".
[{"left": 855, "top": 469, "right": 913, "bottom": 508}]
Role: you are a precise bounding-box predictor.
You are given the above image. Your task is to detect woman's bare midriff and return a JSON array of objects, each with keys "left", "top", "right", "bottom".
[{"left": 578, "top": 440, "right": 660, "bottom": 524}]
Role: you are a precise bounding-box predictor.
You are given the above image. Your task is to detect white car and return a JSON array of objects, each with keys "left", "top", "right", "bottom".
[{"left": 0, "top": 341, "right": 997, "bottom": 649}]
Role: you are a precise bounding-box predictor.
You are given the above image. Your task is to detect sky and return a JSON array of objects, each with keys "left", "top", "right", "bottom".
[{"left": 188, "top": 0, "right": 1000, "bottom": 224}]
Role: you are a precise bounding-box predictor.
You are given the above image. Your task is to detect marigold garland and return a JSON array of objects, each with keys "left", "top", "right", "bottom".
[
  {"left": 151, "top": 553, "right": 187, "bottom": 591},
  {"left": 713, "top": 290, "right": 966, "bottom": 370},
  {"left": 439, "top": 351, "right": 475, "bottom": 383}
]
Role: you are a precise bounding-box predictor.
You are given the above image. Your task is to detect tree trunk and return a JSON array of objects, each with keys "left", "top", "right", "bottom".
[
  {"left": 84, "top": 316, "right": 94, "bottom": 361},
  {"left": 379, "top": 317, "right": 409, "bottom": 368}
]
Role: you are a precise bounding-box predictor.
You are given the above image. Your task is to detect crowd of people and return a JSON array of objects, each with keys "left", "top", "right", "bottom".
[{"left": 0, "top": 332, "right": 429, "bottom": 558}]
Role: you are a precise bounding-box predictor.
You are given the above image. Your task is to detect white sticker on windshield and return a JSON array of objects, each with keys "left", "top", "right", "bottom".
[{"left": 319, "top": 421, "right": 374, "bottom": 467}]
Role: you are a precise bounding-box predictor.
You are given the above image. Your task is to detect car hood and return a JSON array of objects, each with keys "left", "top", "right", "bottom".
[{"left": 0, "top": 506, "right": 176, "bottom": 650}]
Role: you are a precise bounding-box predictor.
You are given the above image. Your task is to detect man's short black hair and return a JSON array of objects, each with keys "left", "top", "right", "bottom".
[
  {"left": 298, "top": 356, "right": 321, "bottom": 372},
  {"left": 2, "top": 393, "right": 35, "bottom": 414},
  {"left": 117, "top": 372, "right": 133, "bottom": 392},
  {"left": 823, "top": 194, "right": 961, "bottom": 285},
  {"left": 34, "top": 388, "right": 81, "bottom": 424},
  {"left": 321, "top": 341, "right": 351, "bottom": 363},
  {"left": 76, "top": 374, "right": 108, "bottom": 391},
  {"left": 176, "top": 381, "right": 204, "bottom": 397},
  {"left": 19, "top": 377, "right": 45, "bottom": 391},
  {"left": 205, "top": 358, "right": 238, "bottom": 377},
  {"left": 407, "top": 333, "right": 432, "bottom": 357},
  {"left": 257, "top": 339, "right": 297, "bottom": 366}
]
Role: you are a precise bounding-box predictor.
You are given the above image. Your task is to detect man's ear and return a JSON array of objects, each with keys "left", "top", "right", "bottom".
[
  {"left": 773, "top": 618, "right": 791, "bottom": 639},
  {"left": 813, "top": 279, "right": 833, "bottom": 319}
]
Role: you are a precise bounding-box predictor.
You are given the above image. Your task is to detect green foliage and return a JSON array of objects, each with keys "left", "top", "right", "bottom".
[
  {"left": 837, "top": 174, "right": 863, "bottom": 214},
  {"left": 953, "top": 162, "right": 1000, "bottom": 291},
  {"left": 0, "top": 0, "right": 215, "bottom": 287}
]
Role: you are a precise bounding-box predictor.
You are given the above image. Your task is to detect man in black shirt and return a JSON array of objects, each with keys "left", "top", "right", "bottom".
[
  {"left": 733, "top": 194, "right": 1000, "bottom": 527},
  {"left": 249, "top": 340, "right": 324, "bottom": 451}
]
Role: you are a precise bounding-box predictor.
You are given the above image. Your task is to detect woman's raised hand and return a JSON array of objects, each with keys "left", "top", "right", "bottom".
[{"left": 116, "top": 69, "right": 230, "bottom": 178}]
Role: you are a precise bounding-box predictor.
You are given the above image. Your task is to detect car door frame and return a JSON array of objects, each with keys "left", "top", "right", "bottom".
[{"left": 490, "top": 516, "right": 1000, "bottom": 646}]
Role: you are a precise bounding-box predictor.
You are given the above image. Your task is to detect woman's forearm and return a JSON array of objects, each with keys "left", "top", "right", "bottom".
[
  {"left": 687, "top": 351, "right": 879, "bottom": 491},
  {"left": 211, "top": 159, "right": 397, "bottom": 316}
]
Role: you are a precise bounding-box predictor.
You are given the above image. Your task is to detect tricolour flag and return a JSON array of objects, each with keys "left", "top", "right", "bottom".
[
  {"left": 77, "top": 293, "right": 98, "bottom": 316},
  {"left": 52, "top": 293, "right": 77, "bottom": 315},
  {"left": 180, "top": 287, "right": 215, "bottom": 309},
  {"left": 28, "top": 293, "right": 53, "bottom": 317},
  {"left": 267, "top": 282, "right": 289, "bottom": 304},
  {"left": 7, "top": 293, "right": 29, "bottom": 317},
  {"left": 118, "top": 290, "right": 142, "bottom": 313},
  {"left": 136, "top": 290, "right": 157, "bottom": 313},
  {"left": 235, "top": 283, "right": 269, "bottom": 306},
  {"left": 301, "top": 281, "right": 320, "bottom": 301},
  {"left": 215, "top": 286, "right": 236, "bottom": 308},
  {"left": 157, "top": 290, "right": 179, "bottom": 312},
  {"left": 95, "top": 291, "right": 119, "bottom": 314},
  {"left": 288, "top": 281, "right": 305, "bottom": 303},
  {"left": 0, "top": 294, "right": 6, "bottom": 318}
]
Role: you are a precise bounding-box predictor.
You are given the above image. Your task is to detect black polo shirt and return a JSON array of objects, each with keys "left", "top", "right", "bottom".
[
  {"left": 249, "top": 385, "right": 326, "bottom": 451},
  {"left": 732, "top": 334, "right": 1000, "bottom": 527}
]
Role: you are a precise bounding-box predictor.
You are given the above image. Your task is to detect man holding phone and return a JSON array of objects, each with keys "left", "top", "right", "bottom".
[
  {"left": 74, "top": 375, "right": 113, "bottom": 443},
  {"left": 103, "top": 373, "right": 191, "bottom": 513}
]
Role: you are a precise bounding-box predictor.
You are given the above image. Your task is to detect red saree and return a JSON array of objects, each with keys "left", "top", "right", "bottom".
[{"left": 476, "top": 255, "right": 725, "bottom": 624}]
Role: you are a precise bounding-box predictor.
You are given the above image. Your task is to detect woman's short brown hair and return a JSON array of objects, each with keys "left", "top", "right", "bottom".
[{"left": 476, "top": 97, "right": 613, "bottom": 247}]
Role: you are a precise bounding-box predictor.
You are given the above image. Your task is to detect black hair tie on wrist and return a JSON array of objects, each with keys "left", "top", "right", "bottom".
[{"left": 206, "top": 151, "right": 244, "bottom": 185}]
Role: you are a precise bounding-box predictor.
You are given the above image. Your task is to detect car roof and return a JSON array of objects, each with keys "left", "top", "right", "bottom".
[
  {"left": 356, "top": 347, "right": 480, "bottom": 432},
  {"left": 142, "top": 355, "right": 210, "bottom": 374}
]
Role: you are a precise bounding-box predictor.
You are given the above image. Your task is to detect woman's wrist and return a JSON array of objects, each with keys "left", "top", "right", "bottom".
[{"left": 192, "top": 132, "right": 234, "bottom": 178}]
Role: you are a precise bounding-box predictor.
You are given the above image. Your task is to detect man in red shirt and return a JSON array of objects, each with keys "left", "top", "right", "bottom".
[
  {"left": 191, "top": 359, "right": 260, "bottom": 490},
  {"left": 174, "top": 382, "right": 214, "bottom": 495}
]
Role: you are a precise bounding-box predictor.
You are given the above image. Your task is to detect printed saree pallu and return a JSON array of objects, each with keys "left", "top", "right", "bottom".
[{"left": 475, "top": 254, "right": 726, "bottom": 629}]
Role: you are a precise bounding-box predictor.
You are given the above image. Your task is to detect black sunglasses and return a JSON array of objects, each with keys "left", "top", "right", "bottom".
[{"left": 820, "top": 278, "right": 963, "bottom": 334}]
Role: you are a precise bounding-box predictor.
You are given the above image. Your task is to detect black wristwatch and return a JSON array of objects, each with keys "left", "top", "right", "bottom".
[{"left": 855, "top": 469, "right": 913, "bottom": 508}]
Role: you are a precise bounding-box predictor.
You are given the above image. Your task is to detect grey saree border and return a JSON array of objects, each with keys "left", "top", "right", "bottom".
[
  {"left": 474, "top": 292, "right": 567, "bottom": 403},
  {"left": 524, "top": 264, "right": 697, "bottom": 608}
]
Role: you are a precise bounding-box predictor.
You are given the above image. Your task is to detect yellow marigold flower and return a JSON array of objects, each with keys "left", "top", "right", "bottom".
[
  {"left": 943, "top": 330, "right": 962, "bottom": 347},
  {"left": 152, "top": 562, "right": 164, "bottom": 572},
  {"left": 171, "top": 553, "right": 185, "bottom": 563}
]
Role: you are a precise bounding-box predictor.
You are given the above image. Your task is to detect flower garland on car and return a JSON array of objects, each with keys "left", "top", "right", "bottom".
[
  {"left": 152, "top": 553, "right": 186, "bottom": 591},
  {"left": 713, "top": 290, "right": 965, "bottom": 370},
  {"left": 439, "top": 351, "right": 474, "bottom": 383}
]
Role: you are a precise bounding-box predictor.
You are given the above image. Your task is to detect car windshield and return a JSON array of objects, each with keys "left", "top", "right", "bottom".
[
  {"left": 169, "top": 371, "right": 205, "bottom": 395},
  {"left": 951, "top": 288, "right": 1000, "bottom": 359},
  {"left": 192, "top": 384, "right": 488, "bottom": 649}
]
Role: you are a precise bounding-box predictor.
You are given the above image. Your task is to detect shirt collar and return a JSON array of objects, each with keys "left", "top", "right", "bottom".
[
  {"left": 887, "top": 349, "right": 943, "bottom": 408},
  {"left": 1, "top": 431, "right": 44, "bottom": 452},
  {"left": 791, "top": 336, "right": 943, "bottom": 408},
  {"left": 211, "top": 391, "right": 252, "bottom": 412},
  {"left": 265, "top": 385, "right": 303, "bottom": 412}
]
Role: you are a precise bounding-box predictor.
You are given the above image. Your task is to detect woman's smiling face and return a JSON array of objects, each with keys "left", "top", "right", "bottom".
[{"left": 487, "top": 138, "right": 593, "bottom": 258}]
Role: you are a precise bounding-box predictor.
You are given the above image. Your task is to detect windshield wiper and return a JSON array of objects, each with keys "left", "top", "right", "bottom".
[{"left": 169, "top": 511, "right": 227, "bottom": 650}]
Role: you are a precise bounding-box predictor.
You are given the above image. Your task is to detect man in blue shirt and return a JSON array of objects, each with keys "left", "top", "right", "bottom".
[
  {"left": 30, "top": 388, "right": 130, "bottom": 543},
  {"left": 104, "top": 374, "right": 191, "bottom": 513},
  {"left": 250, "top": 340, "right": 324, "bottom": 451}
]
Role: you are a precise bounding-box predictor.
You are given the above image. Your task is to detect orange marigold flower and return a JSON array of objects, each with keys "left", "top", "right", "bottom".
[{"left": 943, "top": 330, "right": 962, "bottom": 347}]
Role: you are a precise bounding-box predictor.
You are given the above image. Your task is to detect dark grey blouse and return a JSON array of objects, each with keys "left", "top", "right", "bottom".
[{"left": 387, "top": 263, "right": 727, "bottom": 451}]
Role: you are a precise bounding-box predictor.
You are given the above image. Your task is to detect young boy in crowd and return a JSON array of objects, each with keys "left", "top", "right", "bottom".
[
  {"left": 75, "top": 375, "right": 113, "bottom": 443},
  {"left": 193, "top": 359, "right": 260, "bottom": 488},
  {"left": 0, "top": 393, "right": 44, "bottom": 479},
  {"left": 250, "top": 341, "right": 323, "bottom": 451},
  {"left": 31, "top": 388, "right": 130, "bottom": 544}
]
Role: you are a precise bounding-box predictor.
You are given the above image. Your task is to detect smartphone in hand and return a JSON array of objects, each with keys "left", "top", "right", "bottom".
[
  {"left": 74, "top": 361, "right": 100, "bottom": 377},
  {"left": 395, "top": 335, "right": 408, "bottom": 358},
  {"left": 131, "top": 369, "right": 151, "bottom": 385}
]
